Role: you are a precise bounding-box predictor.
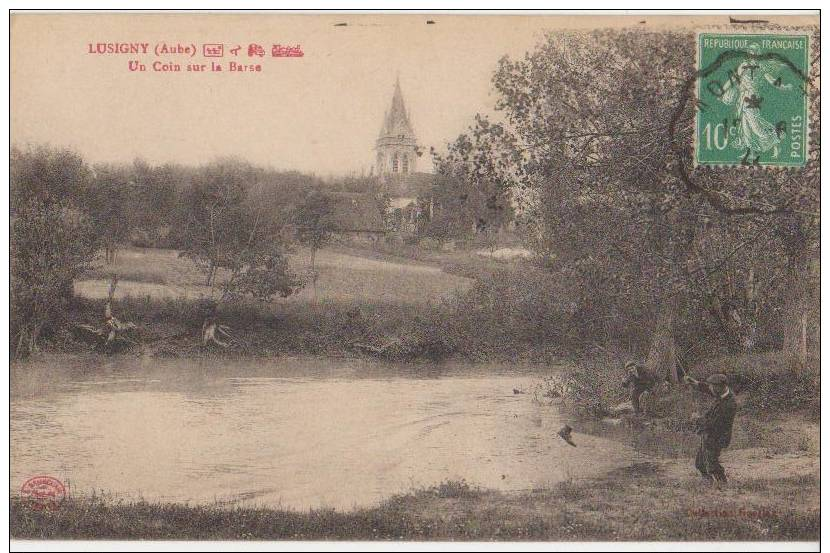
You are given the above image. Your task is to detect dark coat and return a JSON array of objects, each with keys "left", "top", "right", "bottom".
[
  {"left": 622, "top": 366, "right": 658, "bottom": 392},
  {"left": 694, "top": 383, "right": 738, "bottom": 449}
]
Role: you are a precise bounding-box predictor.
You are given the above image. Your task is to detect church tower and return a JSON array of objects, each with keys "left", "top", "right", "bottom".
[{"left": 375, "top": 77, "right": 418, "bottom": 179}]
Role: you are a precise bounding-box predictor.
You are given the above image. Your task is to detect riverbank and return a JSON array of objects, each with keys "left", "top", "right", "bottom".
[
  {"left": 33, "top": 244, "right": 581, "bottom": 364},
  {"left": 12, "top": 466, "right": 819, "bottom": 541},
  {"left": 50, "top": 276, "right": 570, "bottom": 365},
  {"left": 11, "top": 350, "right": 820, "bottom": 541}
]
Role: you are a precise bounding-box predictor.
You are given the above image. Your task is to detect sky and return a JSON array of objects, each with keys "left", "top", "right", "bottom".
[{"left": 11, "top": 12, "right": 817, "bottom": 176}]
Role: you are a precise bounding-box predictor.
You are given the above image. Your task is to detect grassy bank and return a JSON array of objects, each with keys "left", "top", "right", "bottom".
[
  {"left": 12, "top": 472, "right": 819, "bottom": 541},
  {"left": 558, "top": 351, "right": 819, "bottom": 422},
  {"left": 550, "top": 350, "right": 819, "bottom": 465},
  {"left": 44, "top": 246, "right": 574, "bottom": 363}
]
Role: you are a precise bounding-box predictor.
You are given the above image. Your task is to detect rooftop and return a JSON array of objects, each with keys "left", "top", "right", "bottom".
[{"left": 327, "top": 191, "right": 386, "bottom": 233}]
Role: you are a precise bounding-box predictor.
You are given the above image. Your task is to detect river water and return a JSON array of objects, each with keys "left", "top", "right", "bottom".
[{"left": 11, "top": 355, "right": 634, "bottom": 510}]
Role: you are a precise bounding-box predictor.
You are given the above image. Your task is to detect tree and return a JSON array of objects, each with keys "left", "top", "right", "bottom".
[
  {"left": 87, "top": 164, "right": 133, "bottom": 263},
  {"left": 292, "top": 190, "right": 336, "bottom": 296},
  {"left": 178, "top": 159, "right": 302, "bottom": 306},
  {"left": 669, "top": 28, "right": 820, "bottom": 368},
  {"left": 420, "top": 163, "right": 474, "bottom": 243},
  {"left": 448, "top": 28, "right": 819, "bottom": 376},
  {"left": 11, "top": 145, "right": 91, "bottom": 210},
  {"left": 128, "top": 159, "right": 181, "bottom": 248},
  {"left": 179, "top": 159, "right": 258, "bottom": 286},
  {"left": 429, "top": 128, "right": 515, "bottom": 248},
  {"left": 10, "top": 146, "right": 98, "bottom": 357}
]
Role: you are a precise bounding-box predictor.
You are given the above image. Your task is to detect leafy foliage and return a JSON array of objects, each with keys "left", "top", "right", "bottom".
[
  {"left": 428, "top": 120, "right": 516, "bottom": 245},
  {"left": 177, "top": 158, "right": 302, "bottom": 302},
  {"left": 438, "top": 28, "right": 819, "bottom": 362},
  {"left": 10, "top": 146, "right": 99, "bottom": 357}
]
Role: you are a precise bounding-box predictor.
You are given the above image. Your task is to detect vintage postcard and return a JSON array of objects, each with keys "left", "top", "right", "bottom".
[{"left": 9, "top": 10, "right": 820, "bottom": 548}]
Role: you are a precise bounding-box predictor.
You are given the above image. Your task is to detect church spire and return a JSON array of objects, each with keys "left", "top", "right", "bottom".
[
  {"left": 380, "top": 76, "right": 414, "bottom": 139},
  {"left": 375, "top": 76, "right": 418, "bottom": 178}
]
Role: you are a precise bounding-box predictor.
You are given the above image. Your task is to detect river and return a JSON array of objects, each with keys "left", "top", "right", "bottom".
[{"left": 11, "top": 354, "right": 634, "bottom": 510}]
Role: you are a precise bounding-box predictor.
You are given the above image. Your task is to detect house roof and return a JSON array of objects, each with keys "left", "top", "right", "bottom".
[
  {"left": 381, "top": 171, "right": 435, "bottom": 199},
  {"left": 328, "top": 192, "right": 386, "bottom": 233}
]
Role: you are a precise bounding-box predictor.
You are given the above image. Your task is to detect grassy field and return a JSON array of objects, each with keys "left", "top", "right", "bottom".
[
  {"left": 11, "top": 470, "right": 819, "bottom": 541},
  {"left": 80, "top": 246, "right": 472, "bottom": 306},
  {"left": 66, "top": 245, "right": 519, "bottom": 360}
]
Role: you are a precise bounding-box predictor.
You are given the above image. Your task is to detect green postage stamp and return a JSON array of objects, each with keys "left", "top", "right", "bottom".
[{"left": 696, "top": 33, "right": 809, "bottom": 167}]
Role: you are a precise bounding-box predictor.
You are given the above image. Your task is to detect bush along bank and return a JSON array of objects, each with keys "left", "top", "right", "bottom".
[
  {"left": 551, "top": 349, "right": 819, "bottom": 460},
  {"left": 39, "top": 266, "right": 583, "bottom": 363}
]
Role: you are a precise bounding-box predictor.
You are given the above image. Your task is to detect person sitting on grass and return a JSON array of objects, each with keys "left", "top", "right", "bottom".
[
  {"left": 621, "top": 360, "right": 658, "bottom": 414},
  {"left": 684, "top": 373, "right": 737, "bottom": 486}
]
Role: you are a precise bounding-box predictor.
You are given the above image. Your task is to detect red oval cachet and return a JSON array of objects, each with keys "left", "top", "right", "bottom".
[{"left": 20, "top": 476, "right": 66, "bottom": 510}]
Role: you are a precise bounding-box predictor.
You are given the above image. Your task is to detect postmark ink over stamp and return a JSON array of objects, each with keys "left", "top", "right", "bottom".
[{"left": 695, "top": 33, "right": 809, "bottom": 167}]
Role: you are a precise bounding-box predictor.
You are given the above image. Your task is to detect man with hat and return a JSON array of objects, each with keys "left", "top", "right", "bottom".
[
  {"left": 622, "top": 360, "right": 658, "bottom": 414},
  {"left": 684, "top": 372, "right": 737, "bottom": 484}
]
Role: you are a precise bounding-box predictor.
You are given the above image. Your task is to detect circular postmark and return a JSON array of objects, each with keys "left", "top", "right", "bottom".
[{"left": 20, "top": 476, "right": 66, "bottom": 510}]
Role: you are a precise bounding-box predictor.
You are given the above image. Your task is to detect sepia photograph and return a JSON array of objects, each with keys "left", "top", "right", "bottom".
[{"left": 8, "top": 9, "right": 821, "bottom": 548}]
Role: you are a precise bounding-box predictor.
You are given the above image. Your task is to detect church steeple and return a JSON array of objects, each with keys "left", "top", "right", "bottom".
[
  {"left": 376, "top": 76, "right": 418, "bottom": 178},
  {"left": 380, "top": 76, "right": 415, "bottom": 139}
]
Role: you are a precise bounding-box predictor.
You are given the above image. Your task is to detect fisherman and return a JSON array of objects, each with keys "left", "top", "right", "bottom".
[
  {"left": 621, "top": 360, "right": 658, "bottom": 414},
  {"left": 684, "top": 373, "right": 737, "bottom": 485}
]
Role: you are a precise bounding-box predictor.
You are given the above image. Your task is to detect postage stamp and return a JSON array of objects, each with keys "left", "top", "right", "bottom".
[{"left": 696, "top": 33, "right": 809, "bottom": 167}]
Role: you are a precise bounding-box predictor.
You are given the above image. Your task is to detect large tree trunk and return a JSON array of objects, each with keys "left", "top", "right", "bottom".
[
  {"left": 782, "top": 264, "right": 809, "bottom": 370},
  {"left": 644, "top": 207, "right": 693, "bottom": 386},
  {"left": 777, "top": 215, "right": 814, "bottom": 371},
  {"left": 645, "top": 301, "right": 682, "bottom": 384},
  {"left": 15, "top": 321, "right": 43, "bottom": 359},
  {"left": 104, "top": 244, "right": 118, "bottom": 264}
]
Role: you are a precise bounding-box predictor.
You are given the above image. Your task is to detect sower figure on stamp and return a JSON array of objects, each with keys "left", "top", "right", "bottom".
[
  {"left": 684, "top": 373, "right": 737, "bottom": 485},
  {"left": 621, "top": 361, "right": 658, "bottom": 414}
]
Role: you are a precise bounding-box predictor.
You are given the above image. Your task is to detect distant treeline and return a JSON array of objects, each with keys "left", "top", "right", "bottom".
[
  {"left": 11, "top": 147, "right": 383, "bottom": 252},
  {"left": 9, "top": 145, "right": 385, "bottom": 357}
]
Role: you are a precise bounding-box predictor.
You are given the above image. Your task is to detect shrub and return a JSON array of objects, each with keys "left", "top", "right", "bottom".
[
  {"left": 11, "top": 204, "right": 97, "bottom": 357},
  {"left": 557, "top": 351, "right": 629, "bottom": 418},
  {"left": 691, "top": 352, "right": 820, "bottom": 418},
  {"left": 559, "top": 348, "right": 820, "bottom": 427},
  {"left": 428, "top": 479, "right": 478, "bottom": 499},
  {"left": 418, "top": 237, "right": 442, "bottom": 251}
]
